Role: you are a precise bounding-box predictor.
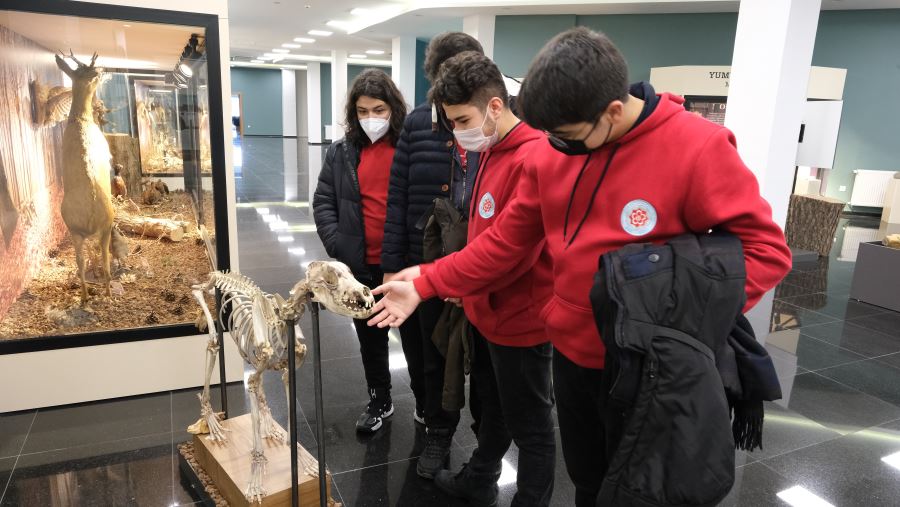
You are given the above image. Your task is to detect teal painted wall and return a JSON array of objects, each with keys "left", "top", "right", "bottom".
[
  {"left": 347, "top": 64, "right": 392, "bottom": 87},
  {"left": 576, "top": 13, "right": 738, "bottom": 83},
  {"left": 811, "top": 10, "right": 900, "bottom": 200},
  {"left": 493, "top": 11, "right": 900, "bottom": 202},
  {"left": 230, "top": 67, "right": 283, "bottom": 136},
  {"left": 415, "top": 38, "right": 430, "bottom": 107},
  {"left": 494, "top": 15, "right": 576, "bottom": 78},
  {"left": 321, "top": 63, "right": 331, "bottom": 140}
]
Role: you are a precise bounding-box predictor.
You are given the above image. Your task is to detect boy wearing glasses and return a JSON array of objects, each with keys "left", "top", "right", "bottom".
[{"left": 370, "top": 28, "right": 792, "bottom": 506}]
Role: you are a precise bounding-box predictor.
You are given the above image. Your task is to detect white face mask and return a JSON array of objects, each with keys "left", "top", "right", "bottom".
[
  {"left": 359, "top": 116, "right": 390, "bottom": 143},
  {"left": 453, "top": 106, "right": 499, "bottom": 153}
]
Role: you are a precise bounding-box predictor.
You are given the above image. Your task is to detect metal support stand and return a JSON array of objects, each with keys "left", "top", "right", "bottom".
[
  {"left": 215, "top": 288, "right": 228, "bottom": 418},
  {"left": 310, "top": 302, "right": 328, "bottom": 507},
  {"left": 286, "top": 318, "right": 299, "bottom": 507}
]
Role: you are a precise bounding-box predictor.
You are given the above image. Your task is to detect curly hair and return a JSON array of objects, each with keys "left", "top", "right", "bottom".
[
  {"left": 343, "top": 68, "right": 407, "bottom": 149},
  {"left": 423, "top": 32, "right": 484, "bottom": 83},
  {"left": 429, "top": 51, "right": 508, "bottom": 109}
]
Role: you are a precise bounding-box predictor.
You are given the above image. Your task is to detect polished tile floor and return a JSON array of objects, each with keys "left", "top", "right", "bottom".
[{"left": 2, "top": 137, "right": 900, "bottom": 506}]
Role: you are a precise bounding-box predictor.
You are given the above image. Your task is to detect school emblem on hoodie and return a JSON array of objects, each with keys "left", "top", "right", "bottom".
[
  {"left": 621, "top": 199, "right": 657, "bottom": 236},
  {"left": 479, "top": 192, "right": 496, "bottom": 219}
]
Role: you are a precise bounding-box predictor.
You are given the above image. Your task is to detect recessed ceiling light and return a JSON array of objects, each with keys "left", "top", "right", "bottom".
[
  {"left": 349, "top": 54, "right": 367, "bottom": 59},
  {"left": 123, "top": 24, "right": 131, "bottom": 27},
  {"left": 308, "top": 30, "right": 332, "bottom": 36},
  {"left": 326, "top": 20, "right": 350, "bottom": 29},
  {"left": 282, "top": 43, "right": 301, "bottom": 48},
  {"left": 365, "top": 50, "right": 385, "bottom": 55},
  {"left": 294, "top": 37, "right": 315, "bottom": 43},
  {"left": 350, "top": 8, "right": 369, "bottom": 16},
  {"left": 271, "top": 48, "right": 290, "bottom": 53}
]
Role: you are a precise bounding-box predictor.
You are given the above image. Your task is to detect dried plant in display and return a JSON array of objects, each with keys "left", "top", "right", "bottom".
[
  {"left": 189, "top": 261, "right": 374, "bottom": 503},
  {"left": 54, "top": 51, "right": 115, "bottom": 303}
]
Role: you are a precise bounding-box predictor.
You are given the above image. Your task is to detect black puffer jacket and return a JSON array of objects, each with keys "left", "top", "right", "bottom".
[
  {"left": 590, "top": 232, "right": 781, "bottom": 507},
  {"left": 381, "top": 102, "right": 479, "bottom": 272},
  {"left": 312, "top": 139, "right": 370, "bottom": 277}
]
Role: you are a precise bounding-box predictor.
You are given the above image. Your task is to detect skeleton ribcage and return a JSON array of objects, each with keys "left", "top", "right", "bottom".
[{"left": 210, "top": 272, "right": 288, "bottom": 368}]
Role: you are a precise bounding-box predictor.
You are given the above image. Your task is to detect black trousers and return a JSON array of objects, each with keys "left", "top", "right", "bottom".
[
  {"left": 553, "top": 347, "right": 621, "bottom": 507},
  {"left": 416, "top": 298, "right": 473, "bottom": 432},
  {"left": 468, "top": 330, "right": 555, "bottom": 506},
  {"left": 352, "top": 266, "right": 425, "bottom": 406}
]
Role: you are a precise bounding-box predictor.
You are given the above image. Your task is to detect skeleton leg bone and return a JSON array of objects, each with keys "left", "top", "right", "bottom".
[
  {"left": 188, "top": 285, "right": 228, "bottom": 442},
  {"left": 255, "top": 380, "right": 286, "bottom": 444},
  {"left": 246, "top": 370, "right": 269, "bottom": 503}
]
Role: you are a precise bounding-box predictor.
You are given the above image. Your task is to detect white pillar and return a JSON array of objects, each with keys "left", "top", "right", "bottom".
[
  {"left": 296, "top": 70, "right": 308, "bottom": 138},
  {"left": 331, "top": 50, "right": 348, "bottom": 141},
  {"left": 281, "top": 69, "right": 297, "bottom": 137},
  {"left": 392, "top": 36, "right": 417, "bottom": 110},
  {"left": 725, "top": 0, "right": 822, "bottom": 229},
  {"left": 724, "top": 0, "right": 821, "bottom": 342},
  {"left": 463, "top": 14, "right": 496, "bottom": 59},
  {"left": 306, "top": 63, "right": 322, "bottom": 144}
]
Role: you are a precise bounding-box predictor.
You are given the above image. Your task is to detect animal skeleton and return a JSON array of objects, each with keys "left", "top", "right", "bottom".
[{"left": 189, "top": 261, "right": 374, "bottom": 503}]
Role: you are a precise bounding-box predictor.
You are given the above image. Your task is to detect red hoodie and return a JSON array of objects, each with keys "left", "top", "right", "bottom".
[
  {"left": 423, "top": 121, "right": 550, "bottom": 347},
  {"left": 414, "top": 93, "right": 792, "bottom": 369}
]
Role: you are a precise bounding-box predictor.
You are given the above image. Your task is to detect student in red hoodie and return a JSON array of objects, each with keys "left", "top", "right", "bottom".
[
  {"left": 426, "top": 52, "right": 555, "bottom": 507},
  {"left": 369, "top": 28, "right": 792, "bottom": 506}
]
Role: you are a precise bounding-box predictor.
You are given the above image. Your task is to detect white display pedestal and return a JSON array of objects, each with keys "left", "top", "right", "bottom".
[{"left": 0, "top": 333, "right": 244, "bottom": 413}]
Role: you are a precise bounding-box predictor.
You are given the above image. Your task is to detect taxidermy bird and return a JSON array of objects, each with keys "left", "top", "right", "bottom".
[{"left": 112, "top": 164, "right": 127, "bottom": 198}]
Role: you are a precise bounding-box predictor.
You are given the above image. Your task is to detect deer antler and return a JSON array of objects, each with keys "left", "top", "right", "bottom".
[
  {"left": 89, "top": 52, "right": 99, "bottom": 67},
  {"left": 66, "top": 49, "right": 87, "bottom": 68}
]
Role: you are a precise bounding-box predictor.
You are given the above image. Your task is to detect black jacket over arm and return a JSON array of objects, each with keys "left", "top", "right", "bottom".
[
  {"left": 312, "top": 139, "right": 370, "bottom": 277},
  {"left": 381, "top": 102, "right": 458, "bottom": 273}
]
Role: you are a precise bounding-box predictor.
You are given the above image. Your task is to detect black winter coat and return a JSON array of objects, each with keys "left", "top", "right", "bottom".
[
  {"left": 381, "top": 102, "right": 479, "bottom": 272},
  {"left": 590, "top": 232, "right": 781, "bottom": 507},
  {"left": 312, "top": 139, "right": 371, "bottom": 277}
]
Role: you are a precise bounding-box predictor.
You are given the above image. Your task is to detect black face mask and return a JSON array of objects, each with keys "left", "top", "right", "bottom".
[{"left": 548, "top": 115, "right": 613, "bottom": 156}]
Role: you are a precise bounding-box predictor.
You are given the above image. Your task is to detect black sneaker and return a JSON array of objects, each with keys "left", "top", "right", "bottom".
[
  {"left": 435, "top": 464, "right": 500, "bottom": 507},
  {"left": 356, "top": 387, "right": 394, "bottom": 433},
  {"left": 413, "top": 407, "right": 425, "bottom": 425},
  {"left": 417, "top": 427, "right": 452, "bottom": 479}
]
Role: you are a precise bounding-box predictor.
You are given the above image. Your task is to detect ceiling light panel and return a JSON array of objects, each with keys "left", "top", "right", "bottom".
[
  {"left": 366, "top": 49, "right": 385, "bottom": 55},
  {"left": 308, "top": 30, "right": 332, "bottom": 36},
  {"left": 282, "top": 43, "right": 301, "bottom": 48},
  {"left": 271, "top": 48, "right": 289, "bottom": 53},
  {"left": 294, "top": 37, "right": 315, "bottom": 43}
]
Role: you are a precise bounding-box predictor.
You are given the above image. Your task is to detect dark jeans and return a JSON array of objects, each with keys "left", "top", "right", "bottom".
[
  {"left": 416, "top": 298, "right": 472, "bottom": 432},
  {"left": 352, "top": 266, "right": 425, "bottom": 406},
  {"left": 553, "top": 347, "right": 620, "bottom": 507},
  {"left": 468, "top": 330, "right": 555, "bottom": 506}
]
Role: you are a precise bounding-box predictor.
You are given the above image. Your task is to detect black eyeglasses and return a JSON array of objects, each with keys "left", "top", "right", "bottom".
[{"left": 547, "top": 116, "right": 601, "bottom": 156}]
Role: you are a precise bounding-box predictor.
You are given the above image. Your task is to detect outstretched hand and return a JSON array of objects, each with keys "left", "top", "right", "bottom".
[{"left": 367, "top": 281, "right": 422, "bottom": 328}]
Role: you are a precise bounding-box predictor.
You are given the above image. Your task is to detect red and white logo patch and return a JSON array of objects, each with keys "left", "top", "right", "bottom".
[
  {"left": 479, "top": 192, "right": 495, "bottom": 219},
  {"left": 621, "top": 199, "right": 657, "bottom": 236}
]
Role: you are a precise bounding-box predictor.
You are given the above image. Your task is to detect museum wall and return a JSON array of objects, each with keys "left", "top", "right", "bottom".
[
  {"left": 0, "top": 24, "right": 70, "bottom": 322},
  {"left": 493, "top": 10, "right": 900, "bottom": 204},
  {"left": 230, "top": 67, "right": 283, "bottom": 136}
]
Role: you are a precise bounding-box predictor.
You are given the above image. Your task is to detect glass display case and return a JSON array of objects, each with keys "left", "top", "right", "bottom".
[{"left": 0, "top": 1, "right": 229, "bottom": 350}]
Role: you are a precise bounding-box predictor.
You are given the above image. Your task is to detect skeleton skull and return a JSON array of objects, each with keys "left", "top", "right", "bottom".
[{"left": 291, "top": 261, "right": 374, "bottom": 319}]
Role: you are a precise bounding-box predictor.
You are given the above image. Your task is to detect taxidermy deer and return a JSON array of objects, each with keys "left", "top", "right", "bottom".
[{"left": 55, "top": 51, "right": 116, "bottom": 302}]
